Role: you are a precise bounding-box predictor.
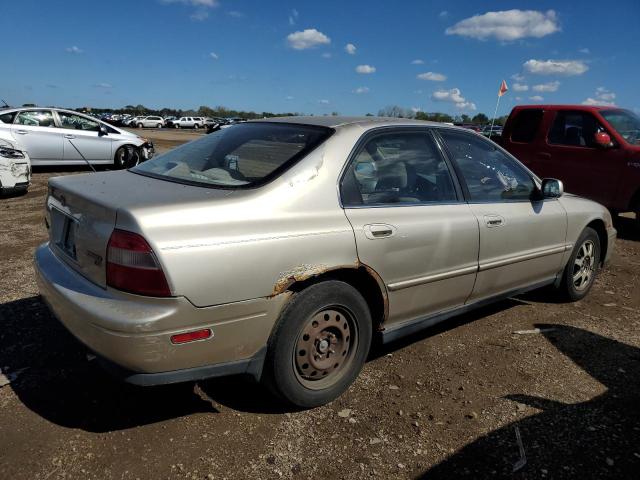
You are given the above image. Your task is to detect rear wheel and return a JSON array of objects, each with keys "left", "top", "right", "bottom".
[
  {"left": 262, "top": 281, "right": 372, "bottom": 408},
  {"left": 174, "top": 124, "right": 180, "bottom": 129},
  {"left": 194, "top": 124, "right": 200, "bottom": 129},
  {"left": 156, "top": 123, "right": 162, "bottom": 128},
  {"left": 557, "top": 227, "right": 601, "bottom": 301},
  {"left": 136, "top": 123, "right": 143, "bottom": 128}
]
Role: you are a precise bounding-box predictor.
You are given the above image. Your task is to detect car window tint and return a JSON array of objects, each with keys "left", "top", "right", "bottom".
[
  {"left": 511, "top": 109, "right": 543, "bottom": 143},
  {"left": 0, "top": 111, "right": 16, "bottom": 124},
  {"left": 341, "top": 131, "right": 458, "bottom": 206},
  {"left": 548, "top": 111, "right": 604, "bottom": 148},
  {"left": 58, "top": 112, "right": 100, "bottom": 131},
  {"left": 15, "top": 110, "right": 55, "bottom": 127},
  {"left": 440, "top": 130, "right": 535, "bottom": 202}
]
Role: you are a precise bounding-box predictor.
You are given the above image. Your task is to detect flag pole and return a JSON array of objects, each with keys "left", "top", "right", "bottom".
[{"left": 489, "top": 94, "right": 501, "bottom": 135}]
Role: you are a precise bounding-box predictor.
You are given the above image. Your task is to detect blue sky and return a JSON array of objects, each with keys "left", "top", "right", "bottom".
[{"left": 1, "top": 0, "right": 638, "bottom": 116}]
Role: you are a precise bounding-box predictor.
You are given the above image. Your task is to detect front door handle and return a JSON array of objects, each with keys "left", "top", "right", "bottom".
[
  {"left": 536, "top": 152, "right": 551, "bottom": 160},
  {"left": 15, "top": 129, "right": 28, "bottom": 134},
  {"left": 64, "top": 134, "right": 75, "bottom": 139},
  {"left": 484, "top": 214, "right": 505, "bottom": 228},
  {"left": 364, "top": 223, "right": 396, "bottom": 239}
]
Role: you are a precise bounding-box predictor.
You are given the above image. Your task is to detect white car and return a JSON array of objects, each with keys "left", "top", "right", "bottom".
[
  {"left": 171, "top": 117, "right": 202, "bottom": 129},
  {"left": 0, "top": 108, "right": 154, "bottom": 168},
  {"left": 0, "top": 133, "right": 30, "bottom": 193},
  {"left": 134, "top": 116, "right": 165, "bottom": 129}
]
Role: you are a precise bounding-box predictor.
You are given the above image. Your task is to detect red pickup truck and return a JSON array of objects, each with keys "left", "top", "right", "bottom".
[{"left": 501, "top": 105, "right": 640, "bottom": 224}]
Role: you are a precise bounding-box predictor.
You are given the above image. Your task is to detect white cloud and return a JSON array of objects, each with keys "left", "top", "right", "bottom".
[
  {"left": 209, "top": 52, "right": 219, "bottom": 60},
  {"left": 412, "top": 106, "right": 422, "bottom": 113},
  {"left": 445, "top": 9, "right": 559, "bottom": 41},
  {"left": 65, "top": 46, "right": 83, "bottom": 54},
  {"left": 411, "top": 59, "right": 425, "bottom": 65},
  {"left": 162, "top": 0, "right": 218, "bottom": 6},
  {"left": 355, "top": 64, "right": 376, "bottom": 74},
  {"left": 511, "top": 73, "right": 525, "bottom": 81},
  {"left": 532, "top": 80, "right": 560, "bottom": 92},
  {"left": 579, "top": 47, "right": 590, "bottom": 54},
  {"left": 513, "top": 83, "right": 529, "bottom": 92},
  {"left": 431, "top": 88, "right": 476, "bottom": 110},
  {"left": 345, "top": 43, "right": 356, "bottom": 55},
  {"left": 318, "top": 99, "right": 330, "bottom": 104},
  {"left": 582, "top": 87, "right": 616, "bottom": 106},
  {"left": 353, "top": 86, "right": 370, "bottom": 94},
  {"left": 523, "top": 59, "right": 588, "bottom": 76},
  {"left": 417, "top": 71, "right": 447, "bottom": 81},
  {"left": 288, "top": 9, "right": 299, "bottom": 25},
  {"left": 93, "top": 82, "right": 112, "bottom": 89},
  {"left": 529, "top": 95, "right": 544, "bottom": 102},
  {"left": 515, "top": 96, "right": 522, "bottom": 101},
  {"left": 321, "top": 52, "right": 332, "bottom": 58},
  {"left": 227, "top": 10, "right": 244, "bottom": 18},
  {"left": 439, "top": 11, "right": 449, "bottom": 19},
  {"left": 287, "top": 29, "right": 331, "bottom": 50},
  {"left": 190, "top": 10, "right": 209, "bottom": 20}
]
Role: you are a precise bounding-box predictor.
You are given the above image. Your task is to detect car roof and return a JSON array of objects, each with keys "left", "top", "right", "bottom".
[
  {"left": 252, "top": 115, "right": 443, "bottom": 129},
  {"left": 512, "top": 104, "right": 624, "bottom": 112}
]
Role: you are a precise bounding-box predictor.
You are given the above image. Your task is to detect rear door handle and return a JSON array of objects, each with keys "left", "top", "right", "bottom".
[
  {"left": 484, "top": 214, "right": 505, "bottom": 228},
  {"left": 364, "top": 224, "right": 396, "bottom": 239},
  {"left": 64, "top": 134, "right": 75, "bottom": 139},
  {"left": 15, "top": 129, "right": 28, "bottom": 134}
]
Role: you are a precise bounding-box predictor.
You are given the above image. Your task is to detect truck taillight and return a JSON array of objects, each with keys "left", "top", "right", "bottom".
[{"left": 106, "top": 229, "right": 171, "bottom": 297}]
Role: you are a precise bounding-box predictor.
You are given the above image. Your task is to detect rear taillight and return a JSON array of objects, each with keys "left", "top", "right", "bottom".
[{"left": 106, "top": 229, "right": 171, "bottom": 297}]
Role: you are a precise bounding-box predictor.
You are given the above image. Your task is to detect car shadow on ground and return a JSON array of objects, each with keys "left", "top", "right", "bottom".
[
  {"left": 419, "top": 324, "right": 640, "bottom": 479},
  {"left": 614, "top": 215, "right": 639, "bottom": 242},
  {"left": 0, "top": 295, "right": 526, "bottom": 430}
]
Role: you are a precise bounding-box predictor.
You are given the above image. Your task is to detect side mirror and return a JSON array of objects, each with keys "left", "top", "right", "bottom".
[
  {"left": 98, "top": 125, "right": 108, "bottom": 136},
  {"left": 594, "top": 131, "right": 612, "bottom": 148},
  {"left": 541, "top": 178, "right": 564, "bottom": 199}
]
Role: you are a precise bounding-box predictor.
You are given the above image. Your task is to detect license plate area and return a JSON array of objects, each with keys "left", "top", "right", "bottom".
[{"left": 51, "top": 208, "right": 79, "bottom": 260}]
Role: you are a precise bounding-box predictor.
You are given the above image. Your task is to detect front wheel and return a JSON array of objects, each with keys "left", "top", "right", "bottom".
[
  {"left": 557, "top": 227, "right": 601, "bottom": 301},
  {"left": 193, "top": 124, "right": 200, "bottom": 129},
  {"left": 262, "top": 280, "right": 372, "bottom": 408},
  {"left": 136, "top": 123, "right": 143, "bottom": 128},
  {"left": 114, "top": 145, "right": 139, "bottom": 169}
]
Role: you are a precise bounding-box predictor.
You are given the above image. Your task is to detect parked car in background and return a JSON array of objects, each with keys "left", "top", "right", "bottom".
[
  {"left": 35, "top": 116, "right": 615, "bottom": 407},
  {"left": 170, "top": 117, "right": 202, "bottom": 129},
  {"left": 501, "top": 105, "right": 640, "bottom": 225},
  {"left": 0, "top": 108, "right": 154, "bottom": 168},
  {"left": 481, "top": 124, "right": 503, "bottom": 138},
  {"left": 455, "top": 123, "right": 481, "bottom": 132},
  {"left": 204, "top": 117, "right": 228, "bottom": 133},
  {"left": 0, "top": 133, "right": 30, "bottom": 194},
  {"left": 134, "top": 116, "right": 164, "bottom": 128}
]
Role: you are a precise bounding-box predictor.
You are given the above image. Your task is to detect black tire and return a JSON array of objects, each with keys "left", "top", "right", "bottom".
[
  {"left": 262, "top": 280, "right": 372, "bottom": 408},
  {"left": 174, "top": 124, "right": 180, "bottom": 129},
  {"left": 114, "top": 145, "right": 138, "bottom": 169},
  {"left": 557, "top": 227, "right": 601, "bottom": 301},
  {"left": 137, "top": 123, "right": 143, "bottom": 128},
  {"left": 156, "top": 123, "right": 162, "bottom": 129},
  {"left": 194, "top": 124, "right": 200, "bottom": 129}
]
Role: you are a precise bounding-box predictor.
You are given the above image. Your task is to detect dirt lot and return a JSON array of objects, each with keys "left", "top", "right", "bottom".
[{"left": 1, "top": 130, "right": 639, "bottom": 479}]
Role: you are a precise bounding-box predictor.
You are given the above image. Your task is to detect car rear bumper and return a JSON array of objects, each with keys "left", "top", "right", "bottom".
[{"left": 34, "top": 242, "right": 288, "bottom": 382}]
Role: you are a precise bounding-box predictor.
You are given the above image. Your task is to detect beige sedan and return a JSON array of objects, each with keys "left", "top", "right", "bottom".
[{"left": 35, "top": 117, "right": 616, "bottom": 407}]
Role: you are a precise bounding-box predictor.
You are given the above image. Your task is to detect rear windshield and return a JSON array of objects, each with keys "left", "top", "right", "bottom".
[{"left": 133, "top": 122, "right": 333, "bottom": 188}]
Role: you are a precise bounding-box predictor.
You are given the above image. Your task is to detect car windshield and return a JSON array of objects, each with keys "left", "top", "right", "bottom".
[
  {"left": 601, "top": 109, "right": 640, "bottom": 145},
  {"left": 132, "top": 122, "right": 333, "bottom": 188}
]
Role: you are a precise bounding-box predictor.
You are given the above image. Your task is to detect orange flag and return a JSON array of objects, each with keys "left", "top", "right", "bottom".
[{"left": 498, "top": 79, "right": 508, "bottom": 97}]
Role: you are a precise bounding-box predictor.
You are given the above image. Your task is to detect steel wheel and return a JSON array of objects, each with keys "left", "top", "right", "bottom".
[
  {"left": 572, "top": 239, "right": 596, "bottom": 291},
  {"left": 293, "top": 307, "right": 357, "bottom": 390}
]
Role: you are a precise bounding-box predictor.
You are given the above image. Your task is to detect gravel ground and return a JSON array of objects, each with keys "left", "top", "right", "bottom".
[{"left": 1, "top": 130, "right": 639, "bottom": 479}]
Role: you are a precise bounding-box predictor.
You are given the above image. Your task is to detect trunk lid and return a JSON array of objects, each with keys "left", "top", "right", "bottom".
[{"left": 46, "top": 170, "right": 236, "bottom": 288}]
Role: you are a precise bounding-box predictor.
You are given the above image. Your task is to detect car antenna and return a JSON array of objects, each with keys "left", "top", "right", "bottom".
[
  {"left": 66, "top": 139, "right": 97, "bottom": 173},
  {"left": 0, "top": 99, "right": 9, "bottom": 108}
]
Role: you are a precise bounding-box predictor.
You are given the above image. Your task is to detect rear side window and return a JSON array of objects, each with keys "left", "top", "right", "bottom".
[
  {"left": 341, "top": 131, "right": 458, "bottom": 206},
  {"left": 133, "top": 122, "right": 333, "bottom": 188},
  {"left": 15, "top": 110, "right": 55, "bottom": 127},
  {"left": 548, "top": 111, "right": 604, "bottom": 148},
  {"left": 510, "top": 109, "right": 543, "bottom": 143},
  {"left": 0, "top": 111, "right": 16, "bottom": 124},
  {"left": 440, "top": 130, "right": 535, "bottom": 202}
]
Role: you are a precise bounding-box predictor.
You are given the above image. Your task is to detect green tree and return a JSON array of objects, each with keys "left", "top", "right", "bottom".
[{"left": 472, "top": 113, "right": 489, "bottom": 124}]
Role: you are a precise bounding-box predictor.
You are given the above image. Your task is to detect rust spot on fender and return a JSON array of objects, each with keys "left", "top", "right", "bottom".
[
  {"left": 361, "top": 263, "right": 389, "bottom": 329},
  {"left": 272, "top": 264, "right": 331, "bottom": 296}
]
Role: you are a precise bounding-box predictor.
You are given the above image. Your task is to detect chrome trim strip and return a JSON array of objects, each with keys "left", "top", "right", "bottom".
[
  {"left": 479, "top": 244, "right": 571, "bottom": 272},
  {"left": 387, "top": 265, "right": 478, "bottom": 291}
]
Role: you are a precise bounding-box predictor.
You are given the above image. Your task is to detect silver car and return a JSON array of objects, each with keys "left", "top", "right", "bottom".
[
  {"left": 0, "top": 108, "right": 154, "bottom": 167},
  {"left": 35, "top": 117, "right": 616, "bottom": 407}
]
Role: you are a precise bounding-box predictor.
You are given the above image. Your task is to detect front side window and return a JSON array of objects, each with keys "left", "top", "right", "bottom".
[
  {"left": 440, "top": 130, "right": 535, "bottom": 202},
  {"left": 600, "top": 109, "right": 640, "bottom": 145},
  {"left": 133, "top": 122, "right": 332, "bottom": 188},
  {"left": 510, "top": 109, "right": 543, "bottom": 143},
  {"left": 548, "top": 111, "right": 604, "bottom": 148},
  {"left": 341, "top": 131, "right": 458, "bottom": 206},
  {"left": 57, "top": 112, "right": 101, "bottom": 131},
  {"left": 0, "top": 111, "right": 16, "bottom": 124},
  {"left": 15, "top": 110, "right": 55, "bottom": 127}
]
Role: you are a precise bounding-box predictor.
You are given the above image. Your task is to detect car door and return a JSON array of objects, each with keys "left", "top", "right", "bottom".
[
  {"left": 55, "top": 111, "right": 112, "bottom": 162},
  {"left": 341, "top": 128, "right": 479, "bottom": 327},
  {"left": 10, "top": 109, "right": 63, "bottom": 164},
  {"left": 438, "top": 129, "right": 568, "bottom": 302},
  {"left": 540, "top": 110, "right": 624, "bottom": 206}
]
